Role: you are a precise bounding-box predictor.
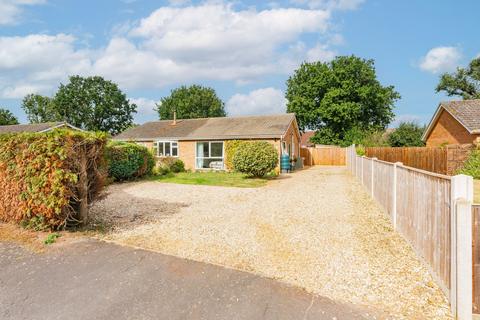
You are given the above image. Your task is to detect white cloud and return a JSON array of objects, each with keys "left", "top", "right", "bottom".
[
  {"left": 306, "top": 43, "right": 336, "bottom": 62},
  {"left": 0, "top": 0, "right": 45, "bottom": 25},
  {"left": 419, "top": 46, "right": 462, "bottom": 74},
  {"left": 291, "top": 0, "right": 365, "bottom": 10},
  {"left": 0, "top": 34, "right": 92, "bottom": 98},
  {"left": 226, "top": 87, "right": 286, "bottom": 116},
  {"left": 130, "top": 97, "right": 157, "bottom": 115},
  {"left": 390, "top": 114, "right": 424, "bottom": 128},
  {"left": 0, "top": 3, "right": 342, "bottom": 98}
]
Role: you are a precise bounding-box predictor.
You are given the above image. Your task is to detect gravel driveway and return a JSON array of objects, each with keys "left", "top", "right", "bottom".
[{"left": 102, "top": 166, "right": 451, "bottom": 319}]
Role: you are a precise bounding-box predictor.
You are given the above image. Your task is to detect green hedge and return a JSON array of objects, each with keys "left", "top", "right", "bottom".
[
  {"left": 0, "top": 130, "right": 107, "bottom": 229},
  {"left": 106, "top": 141, "right": 155, "bottom": 181},
  {"left": 233, "top": 141, "right": 278, "bottom": 177},
  {"left": 458, "top": 149, "right": 480, "bottom": 179},
  {"left": 156, "top": 157, "right": 185, "bottom": 175}
]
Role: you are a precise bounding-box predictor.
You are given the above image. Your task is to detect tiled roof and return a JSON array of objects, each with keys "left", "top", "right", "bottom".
[
  {"left": 114, "top": 114, "right": 296, "bottom": 141},
  {"left": 301, "top": 131, "right": 315, "bottom": 146},
  {"left": 441, "top": 99, "right": 480, "bottom": 133},
  {"left": 0, "top": 122, "right": 67, "bottom": 134}
]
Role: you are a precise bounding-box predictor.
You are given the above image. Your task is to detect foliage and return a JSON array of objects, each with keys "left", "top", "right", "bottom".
[
  {"left": 436, "top": 57, "right": 480, "bottom": 99},
  {"left": 224, "top": 140, "right": 248, "bottom": 170},
  {"left": 458, "top": 149, "right": 480, "bottom": 179},
  {"left": 44, "top": 233, "right": 61, "bottom": 245},
  {"left": 387, "top": 122, "right": 426, "bottom": 147},
  {"left": 157, "top": 85, "right": 226, "bottom": 120},
  {"left": 22, "top": 94, "right": 58, "bottom": 123},
  {"left": 106, "top": 141, "right": 155, "bottom": 181},
  {"left": 156, "top": 157, "right": 185, "bottom": 174},
  {"left": 232, "top": 141, "right": 278, "bottom": 177},
  {"left": 53, "top": 76, "right": 137, "bottom": 135},
  {"left": 0, "top": 130, "right": 107, "bottom": 229},
  {"left": 286, "top": 55, "right": 400, "bottom": 145},
  {"left": 151, "top": 171, "right": 271, "bottom": 188},
  {"left": 0, "top": 108, "right": 19, "bottom": 125},
  {"left": 22, "top": 76, "right": 137, "bottom": 135}
]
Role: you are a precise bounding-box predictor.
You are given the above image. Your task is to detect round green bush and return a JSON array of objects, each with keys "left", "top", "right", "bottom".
[
  {"left": 156, "top": 157, "right": 185, "bottom": 174},
  {"left": 106, "top": 141, "right": 155, "bottom": 181},
  {"left": 233, "top": 141, "right": 278, "bottom": 177}
]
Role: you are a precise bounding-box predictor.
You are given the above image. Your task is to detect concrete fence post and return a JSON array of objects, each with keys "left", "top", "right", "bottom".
[
  {"left": 450, "top": 174, "right": 473, "bottom": 319},
  {"left": 371, "top": 157, "right": 377, "bottom": 197}
]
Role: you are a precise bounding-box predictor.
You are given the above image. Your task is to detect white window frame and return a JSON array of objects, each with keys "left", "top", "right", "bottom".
[
  {"left": 154, "top": 141, "right": 179, "bottom": 157},
  {"left": 195, "top": 141, "right": 224, "bottom": 170}
]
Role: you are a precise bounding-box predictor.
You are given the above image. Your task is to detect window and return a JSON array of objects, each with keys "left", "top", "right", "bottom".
[
  {"left": 154, "top": 141, "right": 178, "bottom": 157},
  {"left": 196, "top": 141, "right": 224, "bottom": 169}
]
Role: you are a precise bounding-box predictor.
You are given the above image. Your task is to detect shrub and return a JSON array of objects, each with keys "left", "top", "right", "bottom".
[
  {"left": 458, "top": 149, "right": 480, "bottom": 179},
  {"left": 106, "top": 141, "right": 155, "bottom": 181},
  {"left": 157, "top": 157, "right": 185, "bottom": 173},
  {"left": 225, "top": 140, "right": 248, "bottom": 170},
  {"left": 233, "top": 141, "right": 278, "bottom": 177},
  {"left": 0, "top": 130, "right": 107, "bottom": 229}
]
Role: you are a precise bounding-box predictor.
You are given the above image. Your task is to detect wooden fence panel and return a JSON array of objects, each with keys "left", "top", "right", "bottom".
[
  {"left": 301, "top": 147, "right": 346, "bottom": 166},
  {"left": 362, "top": 157, "right": 372, "bottom": 193},
  {"left": 473, "top": 205, "right": 480, "bottom": 313},
  {"left": 396, "top": 166, "right": 452, "bottom": 294},
  {"left": 366, "top": 147, "right": 448, "bottom": 175},
  {"left": 372, "top": 160, "right": 394, "bottom": 219}
]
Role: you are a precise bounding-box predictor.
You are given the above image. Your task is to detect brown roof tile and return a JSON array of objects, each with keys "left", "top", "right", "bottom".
[
  {"left": 441, "top": 99, "right": 480, "bottom": 133},
  {"left": 115, "top": 114, "right": 296, "bottom": 141},
  {"left": 0, "top": 122, "right": 67, "bottom": 134},
  {"left": 301, "top": 131, "right": 315, "bottom": 146}
]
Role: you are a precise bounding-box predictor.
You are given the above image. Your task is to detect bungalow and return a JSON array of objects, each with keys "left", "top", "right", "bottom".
[
  {"left": 114, "top": 113, "right": 301, "bottom": 171},
  {"left": 0, "top": 122, "right": 82, "bottom": 134},
  {"left": 422, "top": 99, "right": 480, "bottom": 146}
]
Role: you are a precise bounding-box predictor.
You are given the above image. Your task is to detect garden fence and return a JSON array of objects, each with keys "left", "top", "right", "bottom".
[
  {"left": 346, "top": 145, "right": 473, "bottom": 319},
  {"left": 300, "top": 146, "right": 346, "bottom": 166}
]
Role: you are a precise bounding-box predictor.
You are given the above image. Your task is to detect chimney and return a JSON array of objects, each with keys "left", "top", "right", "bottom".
[{"left": 172, "top": 110, "right": 177, "bottom": 125}]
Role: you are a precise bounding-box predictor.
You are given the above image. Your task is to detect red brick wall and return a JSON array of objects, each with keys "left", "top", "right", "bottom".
[{"left": 426, "top": 109, "right": 480, "bottom": 146}]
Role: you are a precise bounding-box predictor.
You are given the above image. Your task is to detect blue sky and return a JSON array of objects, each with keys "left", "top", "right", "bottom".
[{"left": 0, "top": 0, "right": 478, "bottom": 125}]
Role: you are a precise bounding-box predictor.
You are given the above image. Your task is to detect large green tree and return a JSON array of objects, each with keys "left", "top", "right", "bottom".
[
  {"left": 286, "top": 56, "right": 400, "bottom": 146},
  {"left": 436, "top": 57, "right": 480, "bottom": 99},
  {"left": 22, "top": 76, "right": 137, "bottom": 135},
  {"left": 0, "top": 108, "right": 19, "bottom": 125},
  {"left": 157, "top": 85, "right": 226, "bottom": 120},
  {"left": 53, "top": 76, "right": 137, "bottom": 135},
  {"left": 22, "top": 94, "right": 58, "bottom": 123},
  {"left": 388, "top": 122, "right": 425, "bottom": 147}
]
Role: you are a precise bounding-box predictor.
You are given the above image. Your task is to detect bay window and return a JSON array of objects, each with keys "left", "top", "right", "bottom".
[{"left": 196, "top": 141, "right": 224, "bottom": 169}]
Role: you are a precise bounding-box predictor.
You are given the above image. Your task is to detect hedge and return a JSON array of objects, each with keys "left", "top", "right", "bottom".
[
  {"left": 0, "top": 130, "right": 107, "bottom": 229},
  {"left": 225, "top": 140, "right": 248, "bottom": 170},
  {"left": 105, "top": 141, "right": 155, "bottom": 181},
  {"left": 233, "top": 141, "right": 278, "bottom": 177}
]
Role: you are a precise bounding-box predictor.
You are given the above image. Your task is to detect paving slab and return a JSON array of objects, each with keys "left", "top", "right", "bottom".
[{"left": 0, "top": 239, "right": 375, "bottom": 320}]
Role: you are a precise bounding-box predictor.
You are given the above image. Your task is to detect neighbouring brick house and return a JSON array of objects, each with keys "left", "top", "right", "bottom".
[
  {"left": 300, "top": 131, "right": 315, "bottom": 147},
  {"left": 114, "top": 114, "right": 301, "bottom": 171},
  {"left": 422, "top": 99, "right": 480, "bottom": 147}
]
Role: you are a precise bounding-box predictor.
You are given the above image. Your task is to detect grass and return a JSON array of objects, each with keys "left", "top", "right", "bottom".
[
  {"left": 149, "top": 171, "right": 273, "bottom": 188},
  {"left": 475, "top": 180, "right": 480, "bottom": 204}
]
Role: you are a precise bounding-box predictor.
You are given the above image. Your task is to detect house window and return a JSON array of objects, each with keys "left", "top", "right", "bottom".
[
  {"left": 154, "top": 141, "right": 178, "bottom": 157},
  {"left": 196, "top": 141, "right": 224, "bottom": 170}
]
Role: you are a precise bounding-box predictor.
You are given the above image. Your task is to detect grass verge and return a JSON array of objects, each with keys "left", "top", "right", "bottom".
[{"left": 149, "top": 171, "right": 274, "bottom": 188}]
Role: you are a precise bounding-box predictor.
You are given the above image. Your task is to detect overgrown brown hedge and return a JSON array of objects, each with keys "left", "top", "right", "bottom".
[{"left": 0, "top": 130, "right": 107, "bottom": 229}]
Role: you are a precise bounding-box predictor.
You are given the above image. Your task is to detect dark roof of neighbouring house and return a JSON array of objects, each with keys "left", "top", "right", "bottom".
[
  {"left": 114, "top": 114, "right": 298, "bottom": 141},
  {"left": 0, "top": 122, "right": 80, "bottom": 134},
  {"left": 301, "top": 131, "right": 315, "bottom": 147},
  {"left": 422, "top": 99, "right": 480, "bottom": 140}
]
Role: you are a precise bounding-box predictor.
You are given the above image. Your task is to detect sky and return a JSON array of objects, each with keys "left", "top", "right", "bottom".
[{"left": 0, "top": 0, "right": 478, "bottom": 125}]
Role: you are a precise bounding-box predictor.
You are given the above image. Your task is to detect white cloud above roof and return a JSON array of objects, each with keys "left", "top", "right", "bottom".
[
  {"left": 226, "top": 87, "right": 286, "bottom": 116},
  {"left": 419, "top": 46, "right": 462, "bottom": 74}
]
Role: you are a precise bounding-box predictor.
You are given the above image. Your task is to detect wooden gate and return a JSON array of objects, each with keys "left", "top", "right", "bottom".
[{"left": 301, "top": 146, "right": 346, "bottom": 166}]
